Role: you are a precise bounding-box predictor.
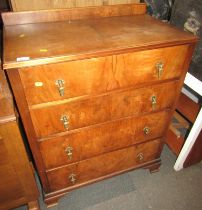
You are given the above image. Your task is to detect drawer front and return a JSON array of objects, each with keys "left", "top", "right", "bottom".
[
  {"left": 19, "top": 45, "right": 188, "bottom": 105},
  {"left": 20, "top": 56, "right": 113, "bottom": 105},
  {"left": 40, "top": 111, "right": 169, "bottom": 169},
  {"left": 114, "top": 45, "right": 188, "bottom": 88},
  {"left": 31, "top": 81, "right": 178, "bottom": 138},
  {"left": 47, "top": 139, "right": 162, "bottom": 191}
]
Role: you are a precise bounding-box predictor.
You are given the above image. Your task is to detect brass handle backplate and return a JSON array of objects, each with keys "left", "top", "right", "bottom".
[
  {"left": 156, "top": 62, "right": 164, "bottom": 78},
  {"left": 151, "top": 95, "right": 157, "bottom": 110},
  {"left": 69, "top": 174, "right": 76, "bottom": 185},
  {"left": 55, "top": 79, "right": 65, "bottom": 96},
  {"left": 61, "top": 115, "right": 70, "bottom": 130},
  {"left": 137, "top": 153, "right": 144, "bottom": 161},
  {"left": 143, "top": 127, "right": 150, "bottom": 135},
  {"left": 65, "top": 146, "right": 73, "bottom": 160}
]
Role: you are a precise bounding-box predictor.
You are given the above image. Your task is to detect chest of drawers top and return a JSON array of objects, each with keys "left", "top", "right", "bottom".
[{"left": 2, "top": 3, "right": 197, "bottom": 70}]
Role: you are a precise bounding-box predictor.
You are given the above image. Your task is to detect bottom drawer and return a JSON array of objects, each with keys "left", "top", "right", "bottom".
[{"left": 47, "top": 139, "right": 162, "bottom": 192}]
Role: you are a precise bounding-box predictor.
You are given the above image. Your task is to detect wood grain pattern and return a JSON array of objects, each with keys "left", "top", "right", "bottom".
[
  {"left": 4, "top": 3, "right": 145, "bottom": 26},
  {"left": 6, "top": 69, "right": 50, "bottom": 193},
  {"left": 165, "top": 44, "right": 197, "bottom": 154},
  {"left": 3, "top": 15, "right": 197, "bottom": 69},
  {"left": 0, "top": 122, "right": 39, "bottom": 210},
  {"left": 0, "top": 134, "right": 25, "bottom": 208},
  {"left": 19, "top": 45, "right": 188, "bottom": 105},
  {"left": 19, "top": 56, "right": 112, "bottom": 105},
  {"left": 30, "top": 81, "right": 178, "bottom": 138},
  {"left": 10, "top": 0, "right": 140, "bottom": 12},
  {"left": 39, "top": 111, "right": 169, "bottom": 169},
  {"left": 47, "top": 139, "right": 162, "bottom": 191},
  {"left": 0, "top": 68, "right": 39, "bottom": 209},
  {"left": 0, "top": 70, "right": 15, "bottom": 123}
]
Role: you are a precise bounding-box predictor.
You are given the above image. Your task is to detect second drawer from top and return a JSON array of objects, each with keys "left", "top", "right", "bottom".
[{"left": 30, "top": 81, "right": 178, "bottom": 138}]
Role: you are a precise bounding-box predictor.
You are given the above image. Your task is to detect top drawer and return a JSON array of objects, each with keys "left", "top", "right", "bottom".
[{"left": 19, "top": 45, "right": 189, "bottom": 105}]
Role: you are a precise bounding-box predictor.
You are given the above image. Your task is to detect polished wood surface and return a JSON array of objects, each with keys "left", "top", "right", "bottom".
[
  {"left": 3, "top": 14, "right": 197, "bottom": 69},
  {"left": 30, "top": 82, "right": 177, "bottom": 138},
  {"left": 5, "top": 3, "right": 145, "bottom": 26},
  {"left": 0, "top": 122, "right": 39, "bottom": 210},
  {"left": 40, "top": 111, "right": 169, "bottom": 169},
  {"left": 165, "top": 45, "right": 196, "bottom": 159},
  {"left": 19, "top": 45, "right": 187, "bottom": 105},
  {"left": 0, "top": 134, "right": 25, "bottom": 208},
  {"left": 0, "top": 71, "right": 39, "bottom": 210},
  {"left": 20, "top": 56, "right": 112, "bottom": 105},
  {"left": 0, "top": 68, "right": 15, "bottom": 123},
  {"left": 47, "top": 139, "right": 162, "bottom": 191},
  {"left": 10, "top": 0, "right": 140, "bottom": 11},
  {"left": 7, "top": 69, "right": 50, "bottom": 193}
]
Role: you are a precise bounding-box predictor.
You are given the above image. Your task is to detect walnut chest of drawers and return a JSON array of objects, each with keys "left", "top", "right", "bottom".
[{"left": 2, "top": 3, "right": 198, "bottom": 207}]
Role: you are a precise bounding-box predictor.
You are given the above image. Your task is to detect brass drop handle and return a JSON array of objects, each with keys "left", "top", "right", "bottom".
[
  {"left": 60, "top": 115, "right": 70, "bottom": 130},
  {"left": 151, "top": 96, "right": 157, "bottom": 110},
  {"left": 69, "top": 174, "right": 76, "bottom": 185},
  {"left": 143, "top": 127, "right": 150, "bottom": 135},
  {"left": 156, "top": 62, "right": 164, "bottom": 78},
  {"left": 65, "top": 146, "right": 73, "bottom": 160},
  {"left": 55, "top": 79, "right": 65, "bottom": 96},
  {"left": 137, "top": 153, "right": 144, "bottom": 161}
]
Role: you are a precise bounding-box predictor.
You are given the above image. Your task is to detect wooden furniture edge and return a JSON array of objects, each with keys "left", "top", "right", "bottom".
[
  {"left": 28, "top": 200, "right": 40, "bottom": 210},
  {"left": 1, "top": 198, "right": 40, "bottom": 210},
  {"left": 166, "top": 88, "right": 200, "bottom": 156},
  {"left": 0, "top": 121, "right": 40, "bottom": 209},
  {"left": 166, "top": 92, "right": 201, "bottom": 162},
  {"left": 6, "top": 69, "right": 51, "bottom": 193},
  {"left": 1, "top": 3, "right": 146, "bottom": 26},
  {"left": 0, "top": 115, "right": 16, "bottom": 124},
  {"left": 165, "top": 43, "right": 197, "bottom": 148},
  {"left": 166, "top": 126, "right": 184, "bottom": 155},
  {"left": 176, "top": 92, "right": 200, "bottom": 123},
  {"left": 3, "top": 41, "right": 198, "bottom": 70},
  {"left": 0, "top": 69, "right": 16, "bottom": 122},
  {"left": 0, "top": 68, "right": 39, "bottom": 209}
]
